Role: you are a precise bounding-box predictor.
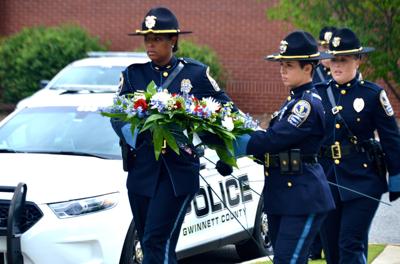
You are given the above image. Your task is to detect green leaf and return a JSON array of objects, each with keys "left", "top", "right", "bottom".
[
  {"left": 147, "top": 80, "right": 157, "bottom": 95},
  {"left": 152, "top": 125, "right": 163, "bottom": 160},
  {"left": 162, "top": 128, "right": 180, "bottom": 155},
  {"left": 215, "top": 147, "right": 237, "bottom": 168}
]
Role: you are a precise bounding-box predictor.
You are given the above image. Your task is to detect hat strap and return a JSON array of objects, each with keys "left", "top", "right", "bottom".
[
  {"left": 328, "top": 47, "right": 363, "bottom": 55},
  {"left": 136, "top": 29, "right": 180, "bottom": 34},
  {"left": 267, "top": 52, "right": 321, "bottom": 60}
]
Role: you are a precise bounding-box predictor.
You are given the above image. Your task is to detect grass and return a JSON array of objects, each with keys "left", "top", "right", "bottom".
[{"left": 254, "top": 244, "right": 386, "bottom": 264}]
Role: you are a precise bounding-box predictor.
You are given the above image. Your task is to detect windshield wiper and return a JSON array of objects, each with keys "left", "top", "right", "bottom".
[
  {"left": 30, "top": 150, "right": 110, "bottom": 159},
  {"left": 0, "top": 148, "right": 21, "bottom": 153}
]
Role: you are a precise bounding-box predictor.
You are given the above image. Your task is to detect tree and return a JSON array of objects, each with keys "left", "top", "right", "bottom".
[{"left": 267, "top": 0, "right": 400, "bottom": 98}]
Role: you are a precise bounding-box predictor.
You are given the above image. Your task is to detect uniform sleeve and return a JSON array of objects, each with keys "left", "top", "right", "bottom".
[
  {"left": 246, "top": 99, "right": 316, "bottom": 156},
  {"left": 372, "top": 90, "right": 400, "bottom": 192},
  {"left": 196, "top": 66, "right": 236, "bottom": 109},
  {"left": 118, "top": 69, "right": 133, "bottom": 96}
]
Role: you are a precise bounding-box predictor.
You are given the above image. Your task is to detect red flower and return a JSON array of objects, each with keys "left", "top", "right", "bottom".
[
  {"left": 175, "top": 101, "right": 182, "bottom": 109},
  {"left": 134, "top": 98, "right": 148, "bottom": 110}
]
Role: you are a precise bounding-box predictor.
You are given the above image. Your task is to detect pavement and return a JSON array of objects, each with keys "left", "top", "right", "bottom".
[{"left": 240, "top": 244, "right": 400, "bottom": 264}]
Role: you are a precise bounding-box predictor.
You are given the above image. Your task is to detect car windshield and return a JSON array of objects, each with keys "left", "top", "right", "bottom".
[
  {"left": 0, "top": 106, "right": 121, "bottom": 159},
  {"left": 50, "top": 66, "right": 125, "bottom": 88}
]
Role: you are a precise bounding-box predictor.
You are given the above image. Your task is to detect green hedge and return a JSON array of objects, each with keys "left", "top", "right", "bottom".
[
  {"left": 176, "top": 39, "right": 227, "bottom": 88},
  {"left": 0, "top": 25, "right": 106, "bottom": 104}
]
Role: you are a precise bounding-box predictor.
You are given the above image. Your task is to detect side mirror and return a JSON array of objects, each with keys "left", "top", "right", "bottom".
[{"left": 40, "top": 80, "right": 50, "bottom": 89}]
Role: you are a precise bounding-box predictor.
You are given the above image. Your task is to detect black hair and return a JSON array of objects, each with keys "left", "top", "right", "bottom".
[
  {"left": 299, "top": 60, "right": 318, "bottom": 77},
  {"left": 167, "top": 34, "right": 179, "bottom": 52}
]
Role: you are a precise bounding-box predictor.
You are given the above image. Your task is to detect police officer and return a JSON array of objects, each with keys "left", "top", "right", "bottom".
[
  {"left": 316, "top": 28, "right": 400, "bottom": 264},
  {"left": 312, "top": 26, "right": 336, "bottom": 85},
  {"left": 110, "top": 7, "right": 234, "bottom": 264},
  {"left": 234, "top": 31, "right": 335, "bottom": 264}
]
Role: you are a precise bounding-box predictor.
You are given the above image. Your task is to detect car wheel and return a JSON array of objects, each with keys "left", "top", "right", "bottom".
[
  {"left": 120, "top": 219, "right": 143, "bottom": 264},
  {"left": 235, "top": 196, "right": 273, "bottom": 260}
]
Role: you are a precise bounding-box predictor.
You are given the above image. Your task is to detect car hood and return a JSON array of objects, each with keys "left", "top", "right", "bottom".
[{"left": 0, "top": 153, "right": 126, "bottom": 204}]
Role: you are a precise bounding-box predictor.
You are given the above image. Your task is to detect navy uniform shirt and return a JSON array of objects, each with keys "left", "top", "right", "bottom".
[
  {"left": 246, "top": 82, "right": 335, "bottom": 215},
  {"left": 316, "top": 75, "right": 400, "bottom": 201},
  {"left": 313, "top": 63, "right": 332, "bottom": 84},
  {"left": 111, "top": 56, "right": 233, "bottom": 197}
]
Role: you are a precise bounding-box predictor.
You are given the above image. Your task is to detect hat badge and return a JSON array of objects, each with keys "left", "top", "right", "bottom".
[
  {"left": 279, "top": 40, "right": 288, "bottom": 54},
  {"left": 145, "top": 15, "right": 157, "bottom": 29},
  {"left": 324, "top": 31, "right": 333, "bottom": 43},
  {"left": 332, "top": 37, "right": 341, "bottom": 47}
]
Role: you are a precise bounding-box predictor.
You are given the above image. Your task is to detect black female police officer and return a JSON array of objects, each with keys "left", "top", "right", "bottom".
[
  {"left": 233, "top": 31, "right": 335, "bottom": 264},
  {"left": 110, "top": 7, "right": 234, "bottom": 264},
  {"left": 316, "top": 28, "right": 400, "bottom": 264}
]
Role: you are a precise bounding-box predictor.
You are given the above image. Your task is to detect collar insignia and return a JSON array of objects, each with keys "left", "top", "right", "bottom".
[
  {"left": 332, "top": 37, "right": 341, "bottom": 47},
  {"left": 279, "top": 40, "right": 288, "bottom": 54},
  {"left": 145, "top": 16, "right": 157, "bottom": 29}
]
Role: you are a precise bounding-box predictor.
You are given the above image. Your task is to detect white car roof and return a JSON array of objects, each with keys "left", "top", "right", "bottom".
[{"left": 69, "top": 53, "right": 149, "bottom": 68}]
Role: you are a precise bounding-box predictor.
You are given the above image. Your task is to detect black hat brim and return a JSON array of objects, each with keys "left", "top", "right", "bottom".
[
  {"left": 328, "top": 46, "right": 375, "bottom": 56},
  {"left": 128, "top": 30, "right": 192, "bottom": 36},
  {"left": 265, "top": 51, "right": 333, "bottom": 62}
]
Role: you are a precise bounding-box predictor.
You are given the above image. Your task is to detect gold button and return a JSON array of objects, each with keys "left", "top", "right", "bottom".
[
  {"left": 360, "top": 81, "right": 365, "bottom": 85},
  {"left": 161, "top": 149, "right": 167, "bottom": 154},
  {"left": 287, "top": 96, "right": 291, "bottom": 101},
  {"left": 163, "top": 72, "right": 168, "bottom": 77},
  {"left": 347, "top": 83, "right": 351, "bottom": 87},
  {"left": 335, "top": 84, "right": 339, "bottom": 88},
  {"left": 336, "top": 123, "right": 341, "bottom": 129},
  {"left": 335, "top": 141, "right": 340, "bottom": 145},
  {"left": 327, "top": 71, "right": 331, "bottom": 75},
  {"left": 287, "top": 182, "right": 292, "bottom": 187},
  {"left": 363, "top": 163, "right": 368, "bottom": 168},
  {"left": 341, "top": 90, "right": 346, "bottom": 95},
  {"left": 334, "top": 159, "right": 340, "bottom": 165},
  {"left": 282, "top": 160, "right": 287, "bottom": 166},
  {"left": 292, "top": 160, "right": 298, "bottom": 165},
  {"left": 265, "top": 171, "right": 269, "bottom": 176},
  {"left": 306, "top": 90, "right": 310, "bottom": 93},
  {"left": 357, "top": 117, "right": 361, "bottom": 122}
]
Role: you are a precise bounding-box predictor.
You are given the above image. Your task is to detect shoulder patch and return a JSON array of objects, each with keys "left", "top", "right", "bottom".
[
  {"left": 379, "top": 90, "right": 394, "bottom": 116},
  {"left": 287, "top": 100, "right": 311, "bottom": 127},
  {"left": 117, "top": 73, "right": 124, "bottom": 94},
  {"left": 179, "top": 57, "right": 205, "bottom": 67},
  {"left": 206, "top": 67, "right": 221, "bottom": 92}
]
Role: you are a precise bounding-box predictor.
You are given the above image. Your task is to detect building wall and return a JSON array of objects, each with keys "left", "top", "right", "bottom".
[{"left": 0, "top": 0, "right": 398, "bottom": 117}]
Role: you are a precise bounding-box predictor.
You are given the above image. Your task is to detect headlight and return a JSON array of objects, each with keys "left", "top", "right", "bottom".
[{"left": 49, "top": 192, "right": 119, "bottom": 218}]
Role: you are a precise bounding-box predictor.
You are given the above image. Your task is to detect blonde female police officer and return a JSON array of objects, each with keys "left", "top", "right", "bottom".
[
  {"left": 316, "top": 28, "right": 400, "bottom": 264},
  {"left": 234, "top": 31, "right": 335, "bottom": 264},
  {"left": 111, "top": 7, "right": 234, "bottom": 264}
]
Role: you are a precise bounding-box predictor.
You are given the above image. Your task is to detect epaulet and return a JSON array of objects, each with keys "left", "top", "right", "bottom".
[
  {"left": 126, "top": 61, "right": 149, "bottom": 70},
  {"left": 178, "top": 57, "right": 206, "bottom": 67},
  {"left": 301, "top": 90, "right": 322, "bottom": 102},
  {"left": 358, "top": 80, "right": 382, "bottom": 93}
]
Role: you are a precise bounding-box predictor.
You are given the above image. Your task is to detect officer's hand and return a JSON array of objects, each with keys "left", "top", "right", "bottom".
[
  {"left": 389, "top": 192, "right": 400, "bottom": 202},
  {"left": 216, "top": 160, "right": 233, "bottom": 176}
]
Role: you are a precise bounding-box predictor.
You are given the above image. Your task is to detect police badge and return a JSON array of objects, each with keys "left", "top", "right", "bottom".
[
  {"left": 279, "top": 40, "right": 288, "bottom": 54},
  {"left": 332, "top": 37, "right": 341, "bottom": 48},
  {"left": 180, "top": 79, "right": 193, "bottom": 94},
  {"left": 145, "top": 15, "right": 157, "bottom": 29},
  {"left": 324, "top": 31, "right": 333, "bottom": 43}
]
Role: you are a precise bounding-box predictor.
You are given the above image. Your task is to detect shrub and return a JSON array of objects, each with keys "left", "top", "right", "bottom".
[{"left": 0, "top": 25, "right": 106, "bottom": 103}]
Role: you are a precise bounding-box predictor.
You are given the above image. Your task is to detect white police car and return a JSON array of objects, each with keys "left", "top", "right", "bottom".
[{"left": 0, "top": 52, "right": 271, "bottom": 263}]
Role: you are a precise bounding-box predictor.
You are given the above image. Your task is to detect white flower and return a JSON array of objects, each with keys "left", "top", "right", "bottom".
[
  {"left": 150, "top": 91, "right": 172, "bottom": 105},
  {"left": 202, "top": 97, "right": 221, "bottom": 113},
  {"left": 222, "top": 116, "right": 234, "bottom": 131}
]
